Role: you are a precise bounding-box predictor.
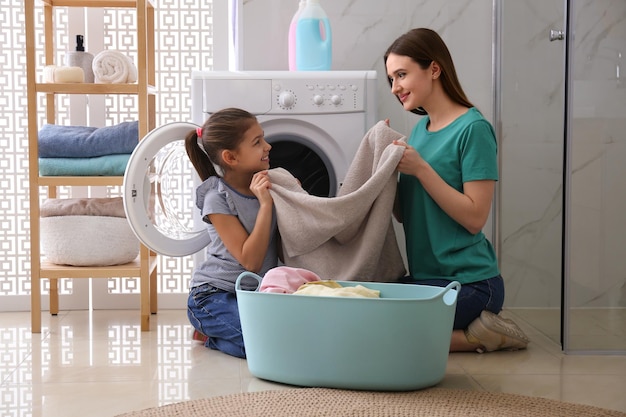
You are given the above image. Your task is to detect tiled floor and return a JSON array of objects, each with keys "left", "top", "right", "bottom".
[{"left": 1, "top": 309, "right": 625, "bottom": 417}]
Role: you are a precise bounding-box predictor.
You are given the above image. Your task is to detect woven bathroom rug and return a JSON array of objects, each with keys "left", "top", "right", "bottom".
[{"left": 115, "top": 387, "right": 625, "bottom": 417}]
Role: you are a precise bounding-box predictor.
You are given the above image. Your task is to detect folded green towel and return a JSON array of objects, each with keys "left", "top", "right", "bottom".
[{"left": 38, "top": 154, "right": 130, "bottom": 176}]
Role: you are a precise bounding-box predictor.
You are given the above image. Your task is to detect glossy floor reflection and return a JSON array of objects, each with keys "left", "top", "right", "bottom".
[{"left": 1, "top": 309, "right": 624, "bottom": 416}]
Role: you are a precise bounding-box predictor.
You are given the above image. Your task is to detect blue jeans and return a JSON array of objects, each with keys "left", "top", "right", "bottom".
[
  {"left": 401, "top": 275, "right": 505, "bottom": 330},
  {"left": 187, "top": 283, "right": 246, "bottom": 358}
]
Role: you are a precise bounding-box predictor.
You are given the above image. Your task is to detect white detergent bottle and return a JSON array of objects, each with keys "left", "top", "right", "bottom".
[
  {"left": 288, "top": 0, "right": 306, "bottom": 71},
  {"left": 295, "top": 0, "right": 332, "bottom": 71}
]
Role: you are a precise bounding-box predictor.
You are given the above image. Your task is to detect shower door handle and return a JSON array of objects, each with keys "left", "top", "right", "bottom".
[{"left": 550, "top": 29, "right": 565, "bottom": 41}]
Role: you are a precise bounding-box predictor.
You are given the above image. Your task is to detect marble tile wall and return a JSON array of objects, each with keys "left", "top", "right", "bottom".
[
  {"left": 240, "top": 0, "right": 494, "bottom": 136},
  {"left": 239, "top": 0, "right": 626, "bottom": 312}
]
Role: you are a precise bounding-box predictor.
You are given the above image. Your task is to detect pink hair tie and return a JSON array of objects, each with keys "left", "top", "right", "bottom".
[{"left": 196, "top": 127, "right": 203, "bottom": 137}]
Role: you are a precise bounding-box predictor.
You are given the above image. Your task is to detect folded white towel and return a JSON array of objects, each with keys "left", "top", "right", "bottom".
[
  {"left": 92, "top": 50, "right": 138, "bottom": 84},
  {"left": 42, "top": 65, "right": 84, "bottom": 83}
]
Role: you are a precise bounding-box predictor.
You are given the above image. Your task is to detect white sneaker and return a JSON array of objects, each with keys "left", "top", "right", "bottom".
[{"left": 466, "top": 310, "right": 529, "bottom": 352}]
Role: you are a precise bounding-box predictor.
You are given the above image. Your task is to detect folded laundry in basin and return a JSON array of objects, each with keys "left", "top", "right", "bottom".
[
  {"left": 259, "top": 266, "right": 322, "bottom": 294},
  {"left": 294, "top": 281, "right": 381, "bottom": 298},
  {"left": 38, "top": 154, "right": 130, "bottom": 176},
  {"left": 38, "top": 121, "right": 138, "bottom": 158}
]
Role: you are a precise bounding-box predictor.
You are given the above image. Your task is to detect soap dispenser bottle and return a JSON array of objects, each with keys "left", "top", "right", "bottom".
[
  {"left": 65, "top": 35, "right": 95, "bottom": 83},
  {"left": 295, "top": 0, "right": 332, "bottom": 71}
]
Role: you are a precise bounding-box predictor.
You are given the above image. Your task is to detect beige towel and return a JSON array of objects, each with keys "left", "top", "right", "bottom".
[
  {"left": 268, "top": 120, "right": 407, "bottom": 282},
  {"left": 40, "top": 197, "right": 126, "bottom": 218}
]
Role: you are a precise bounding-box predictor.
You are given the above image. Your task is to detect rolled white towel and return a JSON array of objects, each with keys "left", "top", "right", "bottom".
[
  {"left": 42, "top": 65, "right": 84, "bottom": 83},
  {"left": 92, "top": 50, "right": 138, "bottom": 84}
]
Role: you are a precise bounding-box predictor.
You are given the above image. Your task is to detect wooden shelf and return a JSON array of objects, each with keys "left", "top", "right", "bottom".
[
  {"left": 41, "top": 0, "right": 156, "bottom": 9},
  {"left": 39, "top": 176, "right": 124, "bottom": 187},
  {"left": 36, "top": 82, "right": 156, "bottom": 95},
  {"left": 26, "top": 0, "right": 157, "bottom": 333},
  {"left": 40, "top": 255, "right": 158, "bottom": 279}
]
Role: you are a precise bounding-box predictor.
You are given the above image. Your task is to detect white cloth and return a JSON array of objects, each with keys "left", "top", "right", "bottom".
[
  {"left": 267, "top": 121, "right": 407, "bottom": 282},
  {"left": 92, "top": 50, "right": 138, "bottom": 84}
]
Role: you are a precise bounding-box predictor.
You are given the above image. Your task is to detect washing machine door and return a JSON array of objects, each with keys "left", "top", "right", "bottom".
[{"left": 123, "top": 122, "right": 209, "bottom": 257}]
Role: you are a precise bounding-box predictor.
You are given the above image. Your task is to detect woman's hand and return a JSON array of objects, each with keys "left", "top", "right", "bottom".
[{"left": 393, "top": 140, "right": 427, "bottom": 178}]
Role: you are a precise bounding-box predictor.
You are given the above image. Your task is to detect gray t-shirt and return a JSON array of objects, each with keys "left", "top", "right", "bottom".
[{"left": 190, "top": 177, "right": 278, "bottom": 292}]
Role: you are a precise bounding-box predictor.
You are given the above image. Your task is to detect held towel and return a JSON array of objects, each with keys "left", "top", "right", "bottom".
[
  {"left": 268, "top": 120, "right": 407, "bottom": 282},
  {"left": 92, "top": 50, "right": 138, "bottom": 84},
  {"left": 38, "top": 121, "right": 138, "bottom": 158}
]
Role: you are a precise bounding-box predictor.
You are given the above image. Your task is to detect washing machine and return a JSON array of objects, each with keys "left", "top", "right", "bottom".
[{"left": 123, "top": 70, "right": 378, "bottom": 258}]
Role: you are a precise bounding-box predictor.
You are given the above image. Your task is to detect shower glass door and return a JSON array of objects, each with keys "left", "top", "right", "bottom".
[
  {"left": 498, "top": 0, "right": 626, "bottom": 353},
  {"left": 497, "top": 0, "right": 566, "bottom": 347},
  {"left": 564, "top": 0, "right": 626, "bottom": 353}
]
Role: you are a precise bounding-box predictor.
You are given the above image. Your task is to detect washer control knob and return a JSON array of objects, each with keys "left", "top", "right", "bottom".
[
  {"left": 330, "top": 95, "right": 342, "bottom": 105},
  {"left": 312, "top": 94, "right": 324, "bottom": 105},
  {"left": 279, "top": 91, "right": 296, "bottom": 108}
]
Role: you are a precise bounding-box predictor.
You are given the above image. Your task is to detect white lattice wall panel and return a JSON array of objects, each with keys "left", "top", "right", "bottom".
[{"left": 0, "top": 2, "right": 213, "bottom": 309}]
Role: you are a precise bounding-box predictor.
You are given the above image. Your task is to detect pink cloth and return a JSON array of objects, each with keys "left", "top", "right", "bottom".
[{"left": 259, "top": 267, "right": 321, "bottom": 294}]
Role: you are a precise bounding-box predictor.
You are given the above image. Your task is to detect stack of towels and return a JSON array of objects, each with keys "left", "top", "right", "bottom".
[{"left": 38, "top": 121, "right": 139, "bottom": 176}]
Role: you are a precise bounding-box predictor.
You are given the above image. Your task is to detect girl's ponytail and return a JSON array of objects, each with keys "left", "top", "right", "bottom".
[{"left": 185, "top": 130, "right": 218, "bottom": 181}]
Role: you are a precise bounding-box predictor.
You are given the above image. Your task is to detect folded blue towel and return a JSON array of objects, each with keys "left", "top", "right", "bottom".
[
  {"left": 39, "top": 154, "right": 131, "bottom": 176},
  {"left": 38, "top": 121, "right": 139, "bottom": 158}
]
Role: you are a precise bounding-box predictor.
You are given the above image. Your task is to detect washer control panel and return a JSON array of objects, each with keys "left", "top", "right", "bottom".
[
  {"left": 195, "top": 71, "right": 376, "bottom": 117},
  {"left": 272, "top": 77, "right": 365, "bottom": 113}
]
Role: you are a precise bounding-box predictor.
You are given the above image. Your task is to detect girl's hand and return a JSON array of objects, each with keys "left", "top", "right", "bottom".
[
  {"left": 393, "top": 140, "right": 425, "bottom": 178},
  {"left": 250, "top": 170, "right": 273, "bottom": 205}
]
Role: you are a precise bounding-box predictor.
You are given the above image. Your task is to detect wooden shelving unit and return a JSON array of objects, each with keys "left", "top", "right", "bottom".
[{"left": 25, "top": 0, "right": 158, "bottom": 332}]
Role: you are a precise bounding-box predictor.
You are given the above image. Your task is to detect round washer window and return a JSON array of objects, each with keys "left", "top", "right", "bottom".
[{"left": 269, "top": 140, "right": 334, "bottom": 197}]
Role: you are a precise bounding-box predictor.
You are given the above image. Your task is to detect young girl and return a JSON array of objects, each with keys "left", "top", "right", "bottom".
[
  {"left": 385, "top": 28, "right": 529, "bottom": 352},
  {"left": 184, "top": 107, "right": 278, "bottom": 358}
]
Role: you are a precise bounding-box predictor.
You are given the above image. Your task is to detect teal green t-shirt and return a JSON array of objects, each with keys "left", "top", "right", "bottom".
[{"left": 398, "top": 107, "right": 500, "bottom": 284}]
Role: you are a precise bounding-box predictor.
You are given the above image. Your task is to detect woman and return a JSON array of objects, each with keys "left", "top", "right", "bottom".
[{"left": 385, "top": 28, "right": 529, "bottom": 352}]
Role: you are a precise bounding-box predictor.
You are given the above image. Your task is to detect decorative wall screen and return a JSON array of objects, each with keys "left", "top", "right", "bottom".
[{"left": 0, "top": 1, "right": 214, "bottom": 310}]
